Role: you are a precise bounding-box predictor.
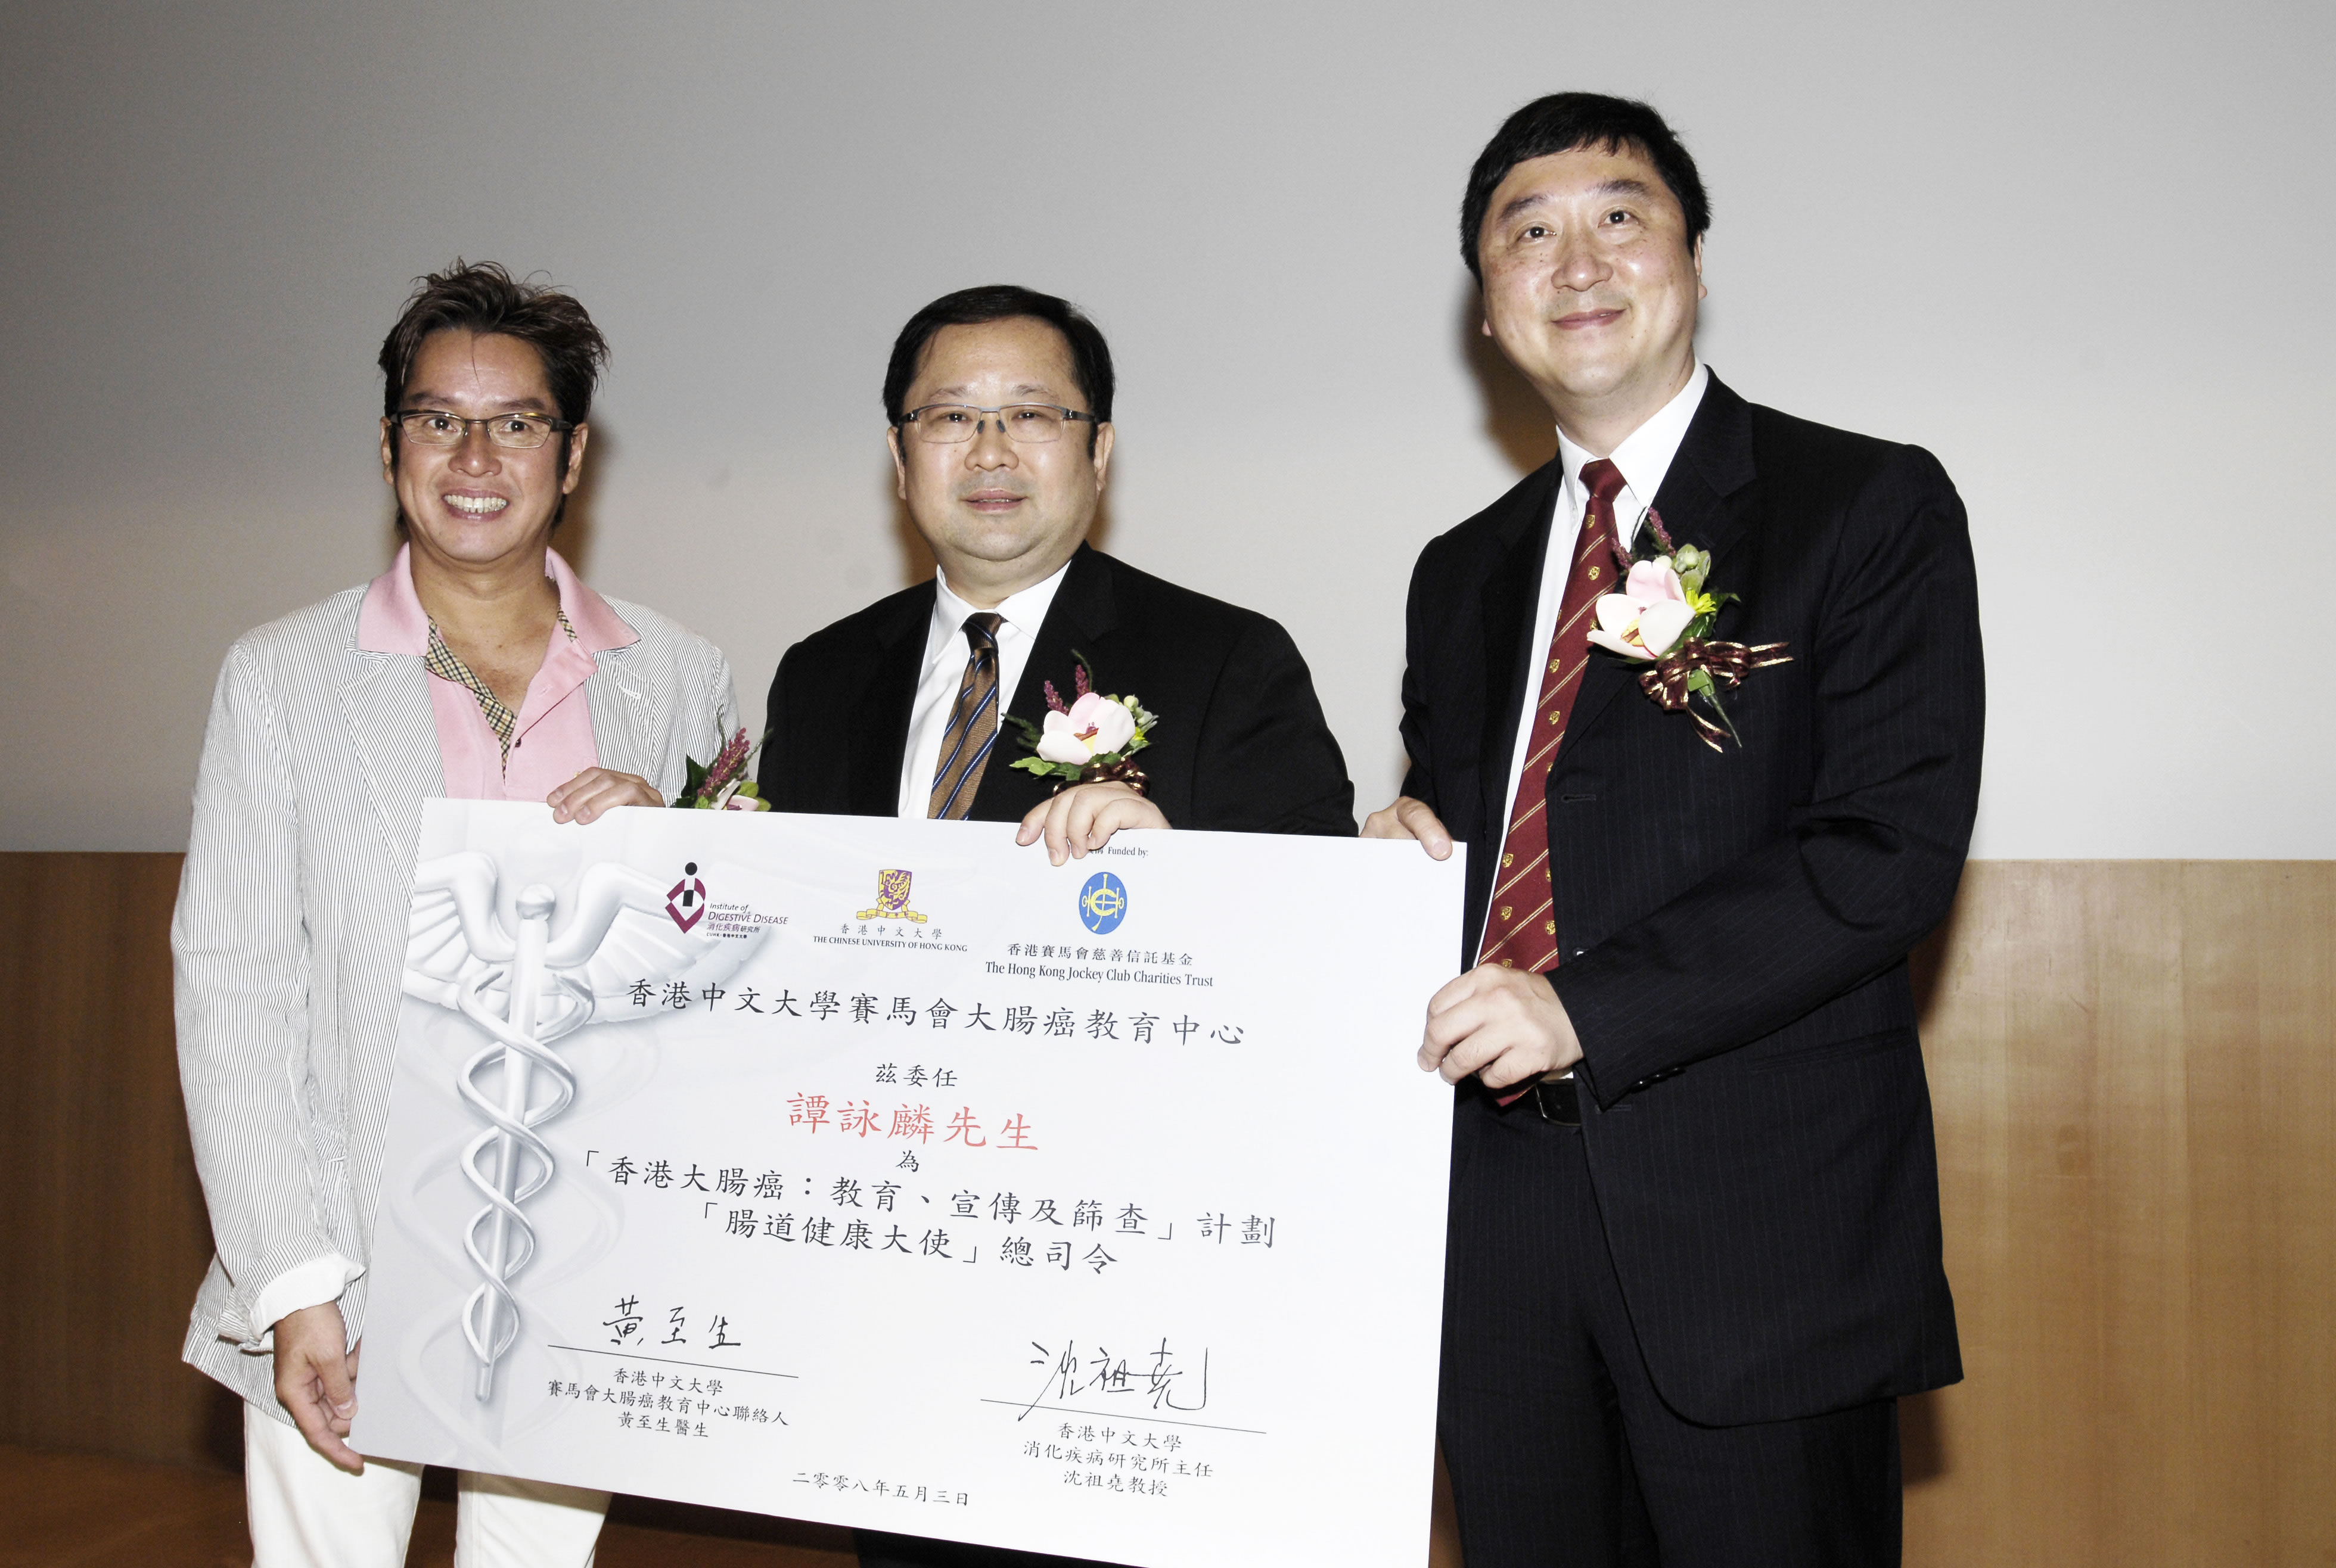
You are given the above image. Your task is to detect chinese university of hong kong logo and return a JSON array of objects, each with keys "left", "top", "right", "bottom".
[
  {"left": 1079, "top": 871, "right": 1128, "bottom": 935},
  {"left": 666, "top": 861, "right": 706, "bottom": 932},
  {"left": 855, "top": 868, "right": 928, "bottom": 925}
]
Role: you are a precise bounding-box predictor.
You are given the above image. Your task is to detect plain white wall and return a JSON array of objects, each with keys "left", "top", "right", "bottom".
[{"left": 2, "top": 1, "right": 2328, "bottom": 855}]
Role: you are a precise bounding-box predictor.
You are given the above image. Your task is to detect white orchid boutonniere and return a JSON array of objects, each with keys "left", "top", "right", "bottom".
[
  {"left": 1585, "top": 543, "right": 1726, "bottom": 667},
  {"left": 1586, "top": 513, "right": 1791, "bottom": 751},
  {"left": 1006, "top": 655, "right": 1158, "bottom": 795},
  {"left": 673, "top": 726, "right": 771, "bottom": 810}
]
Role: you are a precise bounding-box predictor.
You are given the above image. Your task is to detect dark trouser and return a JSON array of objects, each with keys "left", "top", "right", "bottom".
[
  {"left": 856, "top": 1532, "right": 1121, "bottom": 1568},
  {"left": 1438, "top": 1087, "right": 1902, "bottom": 1568}
]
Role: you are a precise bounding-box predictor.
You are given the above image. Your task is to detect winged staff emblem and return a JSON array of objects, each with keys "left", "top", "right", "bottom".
[{"left": 401, "top": 853, "right": 759, "bottom": 1402}]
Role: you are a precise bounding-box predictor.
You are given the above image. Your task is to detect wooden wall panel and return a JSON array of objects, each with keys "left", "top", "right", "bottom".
[
  {"left": 0, "top": 852, "right": 239, "bottom": 1469},
  {"left": 3, "top": 853, "right": 2329, "bottom": 1562},
  {"left": 1903, "top": 862, "right": 2335, "bottom": 1567}
]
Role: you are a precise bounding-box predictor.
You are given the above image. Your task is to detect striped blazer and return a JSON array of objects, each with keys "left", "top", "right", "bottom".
[{"left": 173, "top": 579, "right": 738, "bottom": 1414}]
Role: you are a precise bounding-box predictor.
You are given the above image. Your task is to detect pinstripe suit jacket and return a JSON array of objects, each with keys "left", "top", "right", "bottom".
[
  {"left": 1402, "top": 373, "right": 1981, "bottom": 1424},
  {"left": 174, "top": 578, "right": 738, "bottom": 1414}
]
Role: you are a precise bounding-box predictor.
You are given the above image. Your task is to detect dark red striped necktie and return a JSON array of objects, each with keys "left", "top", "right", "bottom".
[{"left": 1478, "top": 459, "right": 1624, "bottom": 972}]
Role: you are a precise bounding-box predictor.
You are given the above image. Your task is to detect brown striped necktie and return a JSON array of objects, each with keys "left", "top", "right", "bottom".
[
  {"left": 927, "top": 612, "right": 1005, "bottom": 820},
  {"left": 1478, "top": 458, "right": 1624, "bottom": 972}
]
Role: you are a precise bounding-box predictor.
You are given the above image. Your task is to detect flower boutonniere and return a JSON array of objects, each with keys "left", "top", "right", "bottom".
[
  {"left": 673, "top": 726, "right": 771, "bottom": 810},
  {"left": 1005, "top": 655, "right": 1158, "bottom": 795},
  {"left": 1586, "top": 511, "right": 1791, "bottom": 752}
]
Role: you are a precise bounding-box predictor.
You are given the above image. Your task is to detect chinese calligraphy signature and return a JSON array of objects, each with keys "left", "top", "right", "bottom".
[{"left": 1020, "top": 1338, "right": 1209, "bottom": 1419}]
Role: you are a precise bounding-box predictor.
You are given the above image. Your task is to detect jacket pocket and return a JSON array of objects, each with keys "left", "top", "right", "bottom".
[{"left": 1739, "top": 1026, "right": 1914, "bottom": 1076}]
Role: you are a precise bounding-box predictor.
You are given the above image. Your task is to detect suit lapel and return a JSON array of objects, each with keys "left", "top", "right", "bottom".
[
  {"left": 853, "top": 587, "right": 934, "bottom": 816},
  {"left": 970, "top": 545, "right": 1116, "bottom": 823},
  {"left": 1658, "top": 371, "right": 1758, "bottom": 564},
  {"left": 583, "top": 646, "right": 661, "bottom": 785},
  {"left": 339, "top": 643, "right": 441, "bottom": 875},
  {"left": 1477, "top": 463, "right": 1564, "bottom": 839},
  {"left": 1552, "top": 374, "right": 1759, "bottom": 769}
]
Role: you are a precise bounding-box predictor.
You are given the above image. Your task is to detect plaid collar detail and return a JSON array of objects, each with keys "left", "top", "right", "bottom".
[{"left": 424, "top": 611, "right": 577, "bottom": 765}]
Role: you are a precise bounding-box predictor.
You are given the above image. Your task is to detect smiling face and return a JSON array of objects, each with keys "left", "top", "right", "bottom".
[
  {"left": 887, "top": 316, "right": 1113, "bottom": 607},
  {"left": 1476, "top": 141, "right": 1706, "bottom": 450},
  {"left": 379, "top": 329, "right": 587, "bottom": 572}
]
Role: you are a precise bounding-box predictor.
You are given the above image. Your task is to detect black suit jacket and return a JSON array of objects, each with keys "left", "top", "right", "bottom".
[
  {"left": 1402, "top": 372, "right": 1981, "bottom": 1425},
  {"left": 759, "top": 544, "right": 1355, "bottom": 835}
]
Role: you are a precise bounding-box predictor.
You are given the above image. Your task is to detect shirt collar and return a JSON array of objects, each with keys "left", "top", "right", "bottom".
[
  {"left": 1554, "top": 360, "right": 1710, "bottom": 547},
  {"left": 930, "top": 557, "right": 1073, "bottom": 649},
  {"left": 545, "top": 547, "right": 637, "bottom": 652},
  {"left": 356, "top": 543, "right": 636, "bottom": 655}
]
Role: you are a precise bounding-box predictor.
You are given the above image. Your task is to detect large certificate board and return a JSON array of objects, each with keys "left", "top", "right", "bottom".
[{"left": 353, "top": 801, "right": 1462, "bottom": 1567}]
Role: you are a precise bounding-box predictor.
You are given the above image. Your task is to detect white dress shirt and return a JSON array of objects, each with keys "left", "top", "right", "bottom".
[
  {"left": 1484, "top": 362, "right": 1710, "bottom": 957},
  {"left": 895, "top": 559, "right": 1073, "bottom": 819}
]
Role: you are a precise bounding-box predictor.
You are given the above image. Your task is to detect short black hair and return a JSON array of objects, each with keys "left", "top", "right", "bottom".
[
  {"left": 378, "top": 260, "right": 609, "bottom": 531},
  {"left": 378, "top": 259, "right": 610, "bottom": 427},
  {"left": 1459, "top": 94, "right": 1710, "bottom": 284},
  {"left": 883, "top": 285, "right": 1115, "bottom": 444}
]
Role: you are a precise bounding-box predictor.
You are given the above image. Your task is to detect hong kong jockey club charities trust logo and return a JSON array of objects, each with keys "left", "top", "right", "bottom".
[
  {"left": 666, "top": 862, "right": 706, "bottom": 932},
  {"left": 855, "top": 869, "right": 928, "bottom": 925},
  {"left": 1079, "top": 871, "right": 1128, "bottom": 935}
]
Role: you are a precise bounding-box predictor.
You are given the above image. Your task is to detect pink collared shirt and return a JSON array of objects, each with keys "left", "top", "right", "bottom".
[{"left": 355, "top": 543, "right": 639, "bottom": 801}]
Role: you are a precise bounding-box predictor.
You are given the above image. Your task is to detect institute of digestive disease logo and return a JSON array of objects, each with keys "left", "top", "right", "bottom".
[
  {"left": 855, "top": 869, "right": 928, "bottom": 924},
  {"left": 666, "top": 861, "right": 706, "bottom": 932},
  {"left": 1078, "top": 870, "right": 1128, "bottom": 935}
]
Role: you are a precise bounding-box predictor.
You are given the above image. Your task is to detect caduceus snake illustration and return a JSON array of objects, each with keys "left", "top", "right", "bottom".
[{"left": 403, "top": 853, "right": 758, "bottom": 1402}]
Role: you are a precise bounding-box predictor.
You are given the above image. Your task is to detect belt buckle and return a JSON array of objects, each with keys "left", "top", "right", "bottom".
[{"left": 1533, "top": 1076, "right": 1580, "bottom": 1127}]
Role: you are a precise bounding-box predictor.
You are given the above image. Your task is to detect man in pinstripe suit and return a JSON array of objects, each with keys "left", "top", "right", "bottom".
[{"left": 1366, "top": 96, "right": 1983, "bottom": 1565}]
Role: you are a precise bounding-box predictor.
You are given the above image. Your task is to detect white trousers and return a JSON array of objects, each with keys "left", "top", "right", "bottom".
[{"left": 244, "top": 1402, "right": 611, "bottom": 1568}]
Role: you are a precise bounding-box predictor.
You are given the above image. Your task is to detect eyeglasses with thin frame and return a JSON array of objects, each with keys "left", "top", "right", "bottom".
[
  {"left": 390, "top": 409, "right": 576, "bottom": 450},
  {"left": 899, "top": 403, "right": 1098, "bottom": 445}
]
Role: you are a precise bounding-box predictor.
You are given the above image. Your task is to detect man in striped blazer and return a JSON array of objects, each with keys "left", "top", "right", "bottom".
[
  {"left": 1367, "top": 96, "right": 1984, "bottom": 1565},
  {"left": 175, "top": 263, "right": 740, "bottom": 1566}
]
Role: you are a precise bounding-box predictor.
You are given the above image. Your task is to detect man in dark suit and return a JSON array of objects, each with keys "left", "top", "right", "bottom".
[
  {"left": 1367, "top": 95, "right": 1983, "bottom": 1566},
  {"left": 759, "top": 284, "right": 1353, "bottom": 1568}
]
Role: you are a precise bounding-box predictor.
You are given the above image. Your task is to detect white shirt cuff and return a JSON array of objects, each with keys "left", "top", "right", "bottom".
[{"left": 248, "top": 1253, "right": 364, "bottom": 1350}]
